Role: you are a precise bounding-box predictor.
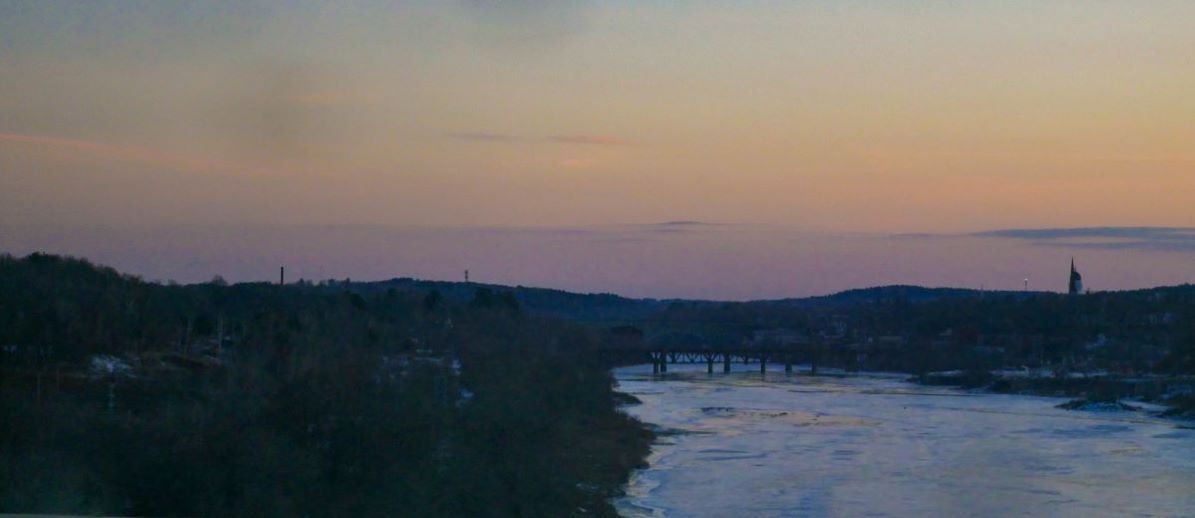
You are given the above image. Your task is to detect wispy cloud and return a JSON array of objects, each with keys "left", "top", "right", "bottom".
[
  {"left": 655, "top": 221, "right": 710, "bottom": 227},
  {"left": 279, "top": 91, "right": 352, "bottom": 106},
  {"left": 974, "top": 227, "right": 1195, "bottom": 252},
  {"left": 449, "top": 132, "right": 632, "bottom": 146},
  {"left": 640, "top": 221, "right": 718, "bottom": 234},
  {"left": 558, "top": 157, "right": 597, "bottom": 169},
  {"left": 447, "top": 132, "right": 527, "bottom": 143},
  {"left": 0, "top": 133, "right": 275, "bottom": 176},
  {"left": 458, "top": 0, "right": 593, "bottom": 53},
  {"left": 548, "top": 134, "right": 632, "bottom": 146}
]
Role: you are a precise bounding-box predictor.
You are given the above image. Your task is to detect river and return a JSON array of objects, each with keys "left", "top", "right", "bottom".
[{"left": 613, "top": 364, "right": 1195, "bottom": 517}]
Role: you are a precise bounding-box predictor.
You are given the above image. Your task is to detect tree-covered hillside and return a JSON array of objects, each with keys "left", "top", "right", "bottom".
[{"left": 0, "top": 253, "right": 651, "bottom": 517}]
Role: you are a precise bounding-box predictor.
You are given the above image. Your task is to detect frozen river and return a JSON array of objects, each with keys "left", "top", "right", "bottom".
[{"left": 613, "top": 364, "right": 1195, "bottom": 517}]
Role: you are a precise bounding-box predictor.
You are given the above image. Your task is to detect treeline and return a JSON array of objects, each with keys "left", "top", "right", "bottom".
[{"left": 0, "top": 253, "right": 651, "bottom": 517}]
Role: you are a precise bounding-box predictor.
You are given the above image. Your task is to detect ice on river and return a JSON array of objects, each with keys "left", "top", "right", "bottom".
[{"left": 613, "top": 364, "right": 1195, "bottom": 518}]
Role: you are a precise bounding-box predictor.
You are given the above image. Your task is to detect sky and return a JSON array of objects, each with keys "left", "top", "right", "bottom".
[{"left": 2, "top": 1, "right": 1194, "bottom": 298}]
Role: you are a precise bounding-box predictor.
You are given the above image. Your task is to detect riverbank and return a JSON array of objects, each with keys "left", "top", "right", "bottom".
[{"left": 915, "top": 369, "right": 1195, "bottom": 420}]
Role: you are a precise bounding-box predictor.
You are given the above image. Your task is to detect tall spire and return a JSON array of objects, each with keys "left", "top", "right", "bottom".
[{"left": 1068, "top": 258, "right": 1083, "bottom": 295}]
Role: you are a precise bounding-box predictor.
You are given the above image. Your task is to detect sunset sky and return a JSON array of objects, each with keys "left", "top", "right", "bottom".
[{"left": 2, "top": 1, "right": 1194, "bottom": 297}]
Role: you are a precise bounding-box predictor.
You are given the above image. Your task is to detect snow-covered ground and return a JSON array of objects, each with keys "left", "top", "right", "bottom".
[{"left": 614, "top": 364, "right": 1195, "bottom": 517}]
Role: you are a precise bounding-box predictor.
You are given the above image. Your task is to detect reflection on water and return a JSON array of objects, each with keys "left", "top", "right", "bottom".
[{"left": 614, "top": 364, "right": 1195, "bottom": 517}]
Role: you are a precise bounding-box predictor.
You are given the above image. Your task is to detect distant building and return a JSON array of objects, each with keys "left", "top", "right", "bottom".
[{"left": 1068, "top": 258, "right": 1084, "bottom": 295}]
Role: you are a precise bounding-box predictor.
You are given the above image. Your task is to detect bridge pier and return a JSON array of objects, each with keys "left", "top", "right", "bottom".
[
  {"left": 621, "top": 347, "right": 850, "bottom": 376},
  {"left": 649, "top": 352, "right": 669, "bottom": 373}
]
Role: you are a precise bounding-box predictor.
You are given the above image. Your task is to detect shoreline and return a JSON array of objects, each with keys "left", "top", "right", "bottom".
[
  {"left": 611, "top": 362, "right": 1194, "bottom": 422},
  {"left": 913, "top": 370, "right": 1195, "bottom": 420}
]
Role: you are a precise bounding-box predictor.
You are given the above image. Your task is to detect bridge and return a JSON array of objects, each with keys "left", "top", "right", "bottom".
[{"left": 602, "top": 343, "right": 878, "bottom": 375}]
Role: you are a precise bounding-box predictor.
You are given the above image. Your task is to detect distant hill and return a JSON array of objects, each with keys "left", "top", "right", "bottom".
[
  {"left": 333, "top": 280, "right": 1045, "bottom": 322},
  {"left": 761, "top": 285, "right": 1041, "bottom": 308},
  {"left": 338, "top": 278, "right": 669, "bottom": 321}
]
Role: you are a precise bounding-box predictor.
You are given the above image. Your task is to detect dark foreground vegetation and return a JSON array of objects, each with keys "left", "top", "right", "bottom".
[{"left": 0, "top": 254, "right": 651, "bottom": 517}]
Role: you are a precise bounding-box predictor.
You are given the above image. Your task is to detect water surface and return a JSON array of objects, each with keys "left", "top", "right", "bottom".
[{"left": 614, "top": 364, "right": 1195, "bottom": 517}]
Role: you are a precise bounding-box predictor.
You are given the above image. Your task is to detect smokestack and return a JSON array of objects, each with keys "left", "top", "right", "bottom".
[{"left": 280, "top": 266, "right": 285, "bottom": 285}]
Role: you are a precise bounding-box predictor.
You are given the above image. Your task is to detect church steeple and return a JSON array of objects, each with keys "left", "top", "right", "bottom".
[{"left": 1068, "top": 258, "right": 1084, "bottom": 295}]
